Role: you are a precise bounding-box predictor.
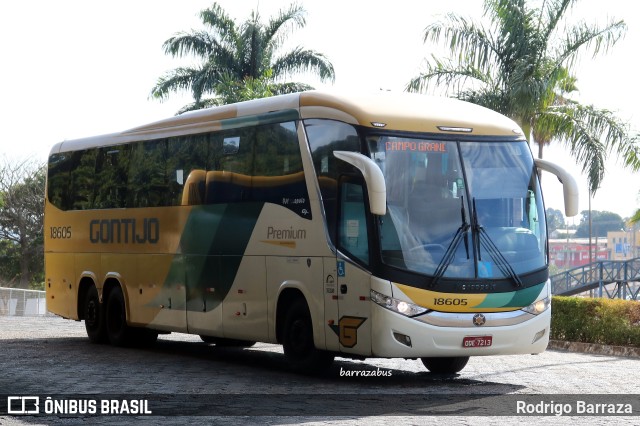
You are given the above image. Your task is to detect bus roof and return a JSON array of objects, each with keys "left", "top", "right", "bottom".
[{"left": 50, "top": 91, "right": 524, "bottom": 155}]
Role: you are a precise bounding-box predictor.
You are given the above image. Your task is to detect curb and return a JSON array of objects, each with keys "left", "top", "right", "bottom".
[{"left": 548, "top": 339, "right": 640, "bottom": 358}]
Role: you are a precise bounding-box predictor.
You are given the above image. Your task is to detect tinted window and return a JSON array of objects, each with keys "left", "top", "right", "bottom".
[
  {"left": 68, "top": 149, "right": 98, "bottom": 210},
  {"left": 127, "top": 139, "right": 168, "bottom": 208},
  {"left": 93, "top": 145, "right": 130, "bottom": 209},
  {"left": 48, "top": 120, "right": 308, "bottom": 216},
  {"left": 304, "top": 119, "right": 361, "bottom": 243},
  {"left": 167, "top": 135, "right": 209, "bottom": 206}
]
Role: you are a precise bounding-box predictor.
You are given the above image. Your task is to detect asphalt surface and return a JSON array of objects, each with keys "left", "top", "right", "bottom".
[{"left": 0, "top": 315, "right": 638, "bottom": 425}]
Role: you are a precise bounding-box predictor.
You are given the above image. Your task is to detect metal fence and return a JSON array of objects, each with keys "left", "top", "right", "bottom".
[{"left": 0, "top": 287, "right": 48, "bottom": 316}]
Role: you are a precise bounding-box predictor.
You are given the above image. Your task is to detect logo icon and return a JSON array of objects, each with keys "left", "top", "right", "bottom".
[
  {"left": 329, "top": 316, "right": 367, "bottom": 348},
  {"left": 7, "top": 396, "right": 40, "bottom": 414},
  {"left": 472, "top": 313, "right": 486, "bottom": 327}
]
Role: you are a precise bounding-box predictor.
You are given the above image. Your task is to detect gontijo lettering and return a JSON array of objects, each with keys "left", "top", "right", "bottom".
[{"left": 89, "top": 218, "right": 159, "bottom": 244}]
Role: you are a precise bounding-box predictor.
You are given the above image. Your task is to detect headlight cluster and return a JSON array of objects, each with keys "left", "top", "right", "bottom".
[
  {"left": 370, "top": 289, "right": 429, "bottom": 317},
  {"left": 522, "top": 295, "right": 551, "bottom": 315}
]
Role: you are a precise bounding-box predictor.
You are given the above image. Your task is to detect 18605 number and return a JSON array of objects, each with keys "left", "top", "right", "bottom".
[
  {"left": 433, "top": 298, "right": 468, "bottom": 306},
  {"left": 50, "top": 226, "right": 72, "bottom": 239}
]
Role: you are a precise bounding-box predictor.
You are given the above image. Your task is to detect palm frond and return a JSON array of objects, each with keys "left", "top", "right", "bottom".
[
  {"left": 424, "top": 14, "right": 500, "bottom": 74},
  {"left": 271, "top": 47, "right": 335, "bottom": 82},
  {"left": 406, "top": 55, "right": 491, "bottom": 94},
  {"left": 554, "top": 19, "right": 626, "bottom": 68},
  {"left": 150, "top": 67, "right": 201, "bottom": 100},
  {"left": 200, "top": 3, "right": 238, "bottom": 42},
  {"left": 264, "top": 3, "right": 306, "bottom": 49},
  {"left": 162, "top": 31, "right": 215, "bottom": 58},
  {"left": 536, "top": 103, "right": 637, "bottom": 192}
]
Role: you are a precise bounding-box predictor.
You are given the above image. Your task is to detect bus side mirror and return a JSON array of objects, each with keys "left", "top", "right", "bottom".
[
  {"left": 534, "top": 158, "right": 579, "bottom": 217},
  {"left": 334, "top": 151, "right": 387, "bottom": 216}
]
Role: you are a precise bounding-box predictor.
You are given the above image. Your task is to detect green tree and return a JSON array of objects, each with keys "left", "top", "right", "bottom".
[
  {"left": 0, "top": 158, "right": 45, "bottom": 289},
  {"left": 574, "top": 210, "right": 623, "bottom": 238},
  {"left": 546, "top": 207, "right": 565, "bottom": 234},
  {"left": 407, "top": 0, "right": 640, "bottom": 194},
  {"left": 151, "top": 3, "right": 335, "bottom": 112}
]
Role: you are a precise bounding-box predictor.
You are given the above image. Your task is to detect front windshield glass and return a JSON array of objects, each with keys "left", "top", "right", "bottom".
[{"left": 368, "top": 135, "right": 546, "bottom": 280}]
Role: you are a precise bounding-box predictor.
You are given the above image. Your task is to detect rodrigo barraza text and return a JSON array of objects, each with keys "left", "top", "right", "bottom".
[{"left": 516, "top": 400, "right": 632, "bottom": 416}]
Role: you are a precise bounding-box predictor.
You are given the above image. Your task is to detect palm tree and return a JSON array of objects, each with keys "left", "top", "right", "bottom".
[
  {"left": 151, "top": 3, "right": 335, "bottom": 112},
  {"left": 407, "top": 0, "right": 640, "bottom": 193}
]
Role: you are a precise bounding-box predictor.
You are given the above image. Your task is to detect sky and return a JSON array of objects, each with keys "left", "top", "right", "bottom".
[{"left": 1, "top": 0, "right": 638, "bottom": 220}]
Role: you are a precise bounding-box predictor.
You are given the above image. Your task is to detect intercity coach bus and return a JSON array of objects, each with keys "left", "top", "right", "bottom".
[{"left": 45, "top": 91, "right": 578, "bottom": 374}]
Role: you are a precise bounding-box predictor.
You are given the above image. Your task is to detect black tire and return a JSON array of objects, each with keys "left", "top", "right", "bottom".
[
  {"left": 105, "top": 286, "right": 132, "bottom": 347},
  {"left": 282, "top": 299, "right": 334, "bottom": 373},
  {"left": 84, "top": 285, "right": 107, "bottom": 344},
  {"left": 421, "top": 356, "right": 469, "bottom": 374}
]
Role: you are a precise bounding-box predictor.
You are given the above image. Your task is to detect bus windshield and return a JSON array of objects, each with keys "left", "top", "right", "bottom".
[{"left": 368, "top": 135, "right": 546, "bottom": 280}]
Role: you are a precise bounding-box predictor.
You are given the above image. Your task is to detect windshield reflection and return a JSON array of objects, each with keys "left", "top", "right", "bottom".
[{"left": 368, "top": 136, "right": 546, "bottom": 280}]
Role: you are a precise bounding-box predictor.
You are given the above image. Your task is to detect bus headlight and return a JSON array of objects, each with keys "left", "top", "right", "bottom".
[
  {"left": 521, "top": 296, "right": 551, "bottom": 315},
  {"left": 371, "top": 290, "right": 429, "bottom": 317}
]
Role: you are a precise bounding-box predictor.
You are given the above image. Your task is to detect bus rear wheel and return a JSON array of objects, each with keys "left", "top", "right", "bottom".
[
  {"left": 421, "top": 356, "right": 469, "bottom": 374},
  {"left": 105, "top": 286, "right": 158, "bottom": 347},
  {"left": 84, "top": 285, "right": 107, "bottom": 344},
  {"left": 105, "top": 286, "right": 132, "bottom": 347},
  {"left": 282, "top": 299, "right": 333, "bottom": 373}
]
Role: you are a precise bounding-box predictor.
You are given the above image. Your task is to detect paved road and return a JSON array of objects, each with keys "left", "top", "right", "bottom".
[{"left": 0, "top": 316, "right": 638, "bottom": 425}]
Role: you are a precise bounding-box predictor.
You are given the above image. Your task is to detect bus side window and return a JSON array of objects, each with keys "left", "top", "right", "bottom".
[
  {"left": 68, "top": 149, "right": 98, "bottom": 210},
  {"left": 127, "top": 139, "right": 168, "bottom": 208},
  {"left": 339, "top": 181, "right": 369, "bottom": 265},
  {"left": 304, "top": 119, "right": 361, "bottom": 245},
  {"left": 167, "top": 134, "right": 209, "bottom": 206},
  {"left": 47, "top": 153, "right": 72, "bottom": 210},
  {"left": 252, "top": 121, "right": 310, "bottom": 217}
]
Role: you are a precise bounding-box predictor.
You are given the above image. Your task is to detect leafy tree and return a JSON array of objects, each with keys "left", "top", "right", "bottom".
[
  {"left": 151, "top": 3, "right": 335, "bottom": 112},
  {"left": 546, "top": 207, "right": 565, "bottom": 234},
  {"left": 407, "top": 0, "right": 640, "bottom": 193},
  {"left": 574, "top": 210, "right": 623, "bottom": 238},
  {"left": 0, "top": 158, "right": 45, "bottom": 289}
]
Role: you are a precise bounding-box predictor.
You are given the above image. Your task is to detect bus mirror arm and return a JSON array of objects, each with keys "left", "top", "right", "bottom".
[
  {"left": 334, "top": 151, "right": 387, "bottom": 216},
  {"left": 534, "top": 158, "right": 579, "bottom": 217}
]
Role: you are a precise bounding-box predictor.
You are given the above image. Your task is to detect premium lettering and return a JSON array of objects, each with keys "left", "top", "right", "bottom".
[
  {"left": 89, "top": 218, "right": 159, "bottom": 244},
  {"left": 267, "top": 226, "right": 306, "bottom": 240}
]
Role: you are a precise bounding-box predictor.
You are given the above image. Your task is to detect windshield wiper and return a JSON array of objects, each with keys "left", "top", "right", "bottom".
[
  {"left": 471, "top": 198, "right": 523, "bottom": 288},
  {"left": 430, "top": 196, "right": 470, "bottom": 288}
]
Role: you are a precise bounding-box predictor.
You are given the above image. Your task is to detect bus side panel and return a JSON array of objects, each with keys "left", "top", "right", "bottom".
[
  {"left": 129, "top": 253, "right": 174, "bottom": 328},
  {"left": 185, "top": 254, "right": 223, "bottom": 338},
  {"left": 222, "top": 255, "right": 268, "bottom": 341},
  {"left": 45, "top": 253, "right": 77, "bottom": 319}
]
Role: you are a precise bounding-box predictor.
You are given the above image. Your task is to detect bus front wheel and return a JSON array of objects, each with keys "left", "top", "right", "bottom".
[
  {"left": 421, "top": 356, "right": 469, "bottom": 374},
  {"left": 84, "top": 285, "right": 107, "bottom": 344},
  {"left": 282, "top": 299, "right": 333, "bottom": 373}
]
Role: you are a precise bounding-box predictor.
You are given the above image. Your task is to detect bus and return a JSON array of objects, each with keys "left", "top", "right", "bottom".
[{"left": 45, "top": 91, "right": 578, "bottom": 374}]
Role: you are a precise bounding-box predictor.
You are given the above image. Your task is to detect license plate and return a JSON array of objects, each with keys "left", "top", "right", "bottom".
[{"left": 462, "top": 335, "right": 492, "bottom": 348}]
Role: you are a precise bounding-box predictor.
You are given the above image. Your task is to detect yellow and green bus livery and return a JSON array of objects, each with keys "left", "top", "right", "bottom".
[{"left": 45, "top": 91, "right": 578, "bottom": 374}]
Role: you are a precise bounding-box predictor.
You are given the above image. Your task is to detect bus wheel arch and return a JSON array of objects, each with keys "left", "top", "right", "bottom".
[{"left": 277, "top": 290, "right": 334, "bottom": 373}]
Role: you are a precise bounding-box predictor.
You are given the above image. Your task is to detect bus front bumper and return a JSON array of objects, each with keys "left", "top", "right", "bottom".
[{"left": 371, "top": 303, "right": 551, "bottom": 358}]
